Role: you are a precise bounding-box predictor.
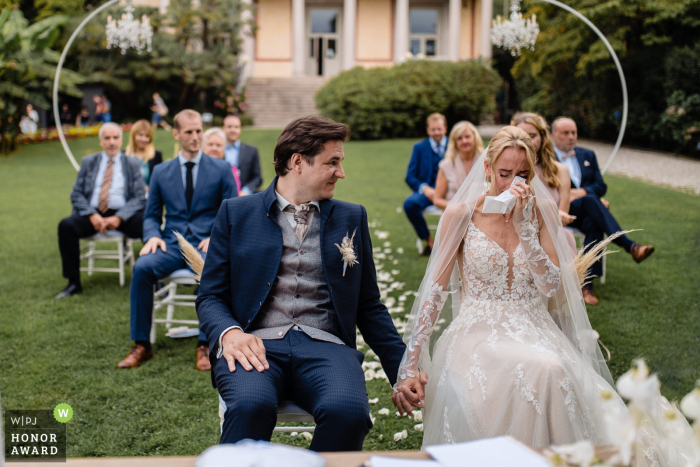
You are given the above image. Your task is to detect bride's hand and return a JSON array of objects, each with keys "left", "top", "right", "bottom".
[
  {"left": 508, "top": 181, "right": 532, "bottom": 231},
  {"left": 392, "top": 371, "right": 428, "bottom": 416}
]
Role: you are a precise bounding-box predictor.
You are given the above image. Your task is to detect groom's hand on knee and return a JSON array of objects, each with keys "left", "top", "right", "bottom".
[{"left": 221, "top": 328, "right": 269, "bottom": 373}]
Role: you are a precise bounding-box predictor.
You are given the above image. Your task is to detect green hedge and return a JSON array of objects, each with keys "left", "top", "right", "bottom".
[{"left": 315, "top": 60, "right": 501, "bottom": 140}]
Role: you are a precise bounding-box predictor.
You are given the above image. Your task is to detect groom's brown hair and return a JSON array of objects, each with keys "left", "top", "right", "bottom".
[{"left": 274, "top": 115, "right": 350, "bottom": 176}]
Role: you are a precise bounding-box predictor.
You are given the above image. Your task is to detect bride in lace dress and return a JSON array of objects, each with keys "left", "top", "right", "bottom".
[{"left": 392, "top": 127, "right": 691, "bottom": 465}]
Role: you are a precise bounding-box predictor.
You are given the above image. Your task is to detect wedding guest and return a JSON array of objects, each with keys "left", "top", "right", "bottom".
[
  {"left": 55, "top": 123, "right": 146, "bottom": 299},
  {"left": 20, "top": 104, "right": 39, "bottom": 134},
  {"left": 117, "top": 110, "right": 237, "bottom": 370},
  {"left": 101, "top": 93, "right": 112, "bottom": 123},
  {"left": 512, "top": 112, "right": 577, "bottom": 255},
  {"left": 432, "top": 121, "right": 484, "bottom": 210},
  {"left": 76, "top": 106, "right": 90, "bottom": 127},
  {"left": 404, "top": 113, "right": 448, "bottom": 255},
  {"left": 124, "top": 119, "right": 163, "bottom": 192},
  {"left": 59, "top": 104, "right": 73, "bottom": 126},
  {"left": 551, "top": 117, "right": 655, "bottom": 305},
  {"left": 93, "top": 95, "right": 104, "bottom": 122},
  {"left": 203, "top": 127, "right": 241, "bottom": 193},
  {"left": 151, "top": 92, "right": 171, "bottom": 131},
  {"left": 223, "top": 115, "right": 262, "bottom": 195}
]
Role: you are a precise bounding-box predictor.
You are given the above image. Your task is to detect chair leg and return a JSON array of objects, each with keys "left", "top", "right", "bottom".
[
  {"left": 416, "top": 238, "right": 424, "bottom": 255},
  {"left": 166, "top": 283, "right": 176, "bottom": 330},
  {"left": 118, "top": 240, "right": 125, "bottom": 287},
  {"left": 601, "top": 251, "right": 607, "bottom": 285},
  {"left": 127, "top": 239, "right": 136, "bottom": 268},
  {"left": 150, "top": 285, "right": 157, "bottom": 344},
  {"left": 88, "top": 241, "right": 95, "bottom": 276}
]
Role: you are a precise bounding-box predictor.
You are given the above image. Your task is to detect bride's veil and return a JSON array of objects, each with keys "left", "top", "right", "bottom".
[{"left": 400, "top": 145, "right": 614, "bottom": 386}]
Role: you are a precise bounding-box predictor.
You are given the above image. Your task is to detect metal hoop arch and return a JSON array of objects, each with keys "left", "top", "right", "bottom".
[
  {"left": 535, "top": 0, "right": 627, "bottom": 174},
  {"left": 52, "top": 0, "right": 121, "bottom": 171}
]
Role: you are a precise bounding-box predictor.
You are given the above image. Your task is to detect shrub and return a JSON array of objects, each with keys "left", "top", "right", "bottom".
[{"left": 315, "top": 60, "right": 501, "bottom": 140}]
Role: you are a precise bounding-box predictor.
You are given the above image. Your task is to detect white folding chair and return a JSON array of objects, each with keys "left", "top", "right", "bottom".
[
  {"left": 416, "top": 205, "right": 444, "bottom": 254},
  {"left": 218, "top": 395, "right": 316, "bottom": 434},
  {"left": 566, "top": 227, "right": 607, "bottom": 284},
  {"left": 151, "top": 269, "right": 199, "bottom": 343},
  {"left": 79, "top": 231, "right": 137, "bottom": 286}
]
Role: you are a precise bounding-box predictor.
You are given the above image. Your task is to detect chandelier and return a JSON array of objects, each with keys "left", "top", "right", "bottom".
[
  {"left": 106, "top": 1, "right": 153, "bottom": 55},
  {"left": 491, "top": 0, "right": 539, "bottom": 56}
]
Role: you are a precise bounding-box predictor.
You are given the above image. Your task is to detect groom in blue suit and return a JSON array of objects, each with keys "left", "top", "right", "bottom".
[
  {"left": 552, "top": 117, "right": 655, "bottom": 305},
  {"left": 403, "top": 113, "right": 448, "bottom": 256},
  {"left": 118, "top": 110, "right": 237, "bottom": 370},
  {"left": 197, "top": 116, "right": 410, "bottom": 451}
]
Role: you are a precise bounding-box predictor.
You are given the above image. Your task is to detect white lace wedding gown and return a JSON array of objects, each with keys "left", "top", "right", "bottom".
[{"left": 420, "top": 214, "right": 627, "bottom": 448}]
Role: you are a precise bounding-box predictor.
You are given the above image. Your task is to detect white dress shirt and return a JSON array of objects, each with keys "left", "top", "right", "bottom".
[
  {"left": 215, "top": 191, "right": 322, "bottom": 359},
  {"left": 178, "top": 151, "right": 203, "bottom": 189},
  {"left": 554, "top": 146, "right": 582, "bottom": 189},
  {"left": 90, "top": 152, "right": 126, "bottom": 210}
]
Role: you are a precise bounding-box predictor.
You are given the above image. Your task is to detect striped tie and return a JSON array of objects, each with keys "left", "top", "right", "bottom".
[{"left": 97, "top": 158, "right": 114, "bottom": 214}]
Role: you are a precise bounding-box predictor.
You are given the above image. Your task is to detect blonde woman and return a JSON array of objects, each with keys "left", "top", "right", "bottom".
[
  {"left": 202, "top": 127, "right": 241, "bottom": 193},
  {"left": 392, "top": 126, "right": 659, "bottom": 452},
  {"left": 125, "top": 119, "right": 162, "bottom": 191},
  {"left": 432, "top": 121, "right": 484, "bottom": 210}
]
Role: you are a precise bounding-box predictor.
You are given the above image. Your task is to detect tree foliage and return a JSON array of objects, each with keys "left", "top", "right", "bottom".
[
  {"left": 511, "top": 0, "right": 700, "bottom": 155},
  {"left": 0, "top": 7, "right": 84, "bottom": 153},
  {"left": 58, "top": 0, "right": 249, "bottom": 119}
]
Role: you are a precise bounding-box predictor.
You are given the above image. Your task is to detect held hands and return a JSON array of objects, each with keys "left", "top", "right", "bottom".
[
  {"left": 197, "top": 237, "right": 210, "bottom": 253},
  {"left": 392, "top": 372, "right": 428, "bottom": 417},
  {"left": 221, "top": 328, "right": 269, "bottom": 373},
  {"left": 140, "top": 237, "right": 167, "bottom": 256},
  {"left": 89, "top": 213, "right": 107, "bottom": 234},
  {"left": 104, "top": 216, "right": 122, "bottom": 231},
  {"left": 560, "top": 211, "right": 576, "bottom": 226}
]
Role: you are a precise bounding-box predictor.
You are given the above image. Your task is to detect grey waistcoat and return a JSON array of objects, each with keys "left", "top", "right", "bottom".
[{"left": 249, "top": 207, "right": 344, "bottom": 345}]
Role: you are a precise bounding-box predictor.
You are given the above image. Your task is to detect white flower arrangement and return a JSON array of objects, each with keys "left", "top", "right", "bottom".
[{"left": 335, "top": 230, "right": 359, "bottom": 276}]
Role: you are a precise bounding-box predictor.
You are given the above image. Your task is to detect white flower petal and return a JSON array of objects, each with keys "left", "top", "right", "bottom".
[
  {"left": 393, "top": 259, "right": 399, "bottom": 264},
  {"left": 364, "top": 369, "right": 376, "bottom": 381},
  {"left": 414, "top": 423, "right": 424, "bottom": 432},
  {"left": 551, "top": 441, "right": 595, "bottom": 467},
  {"left": 384, "top": 248, "right": 392, "bottom": 254},
  {"left": 301, "top": 432, "right": 313, "bottom": 441},
  {"left": 393, "top": 430, "right": 408, "bottom": 441},
  {"left": 412, "top": 410, "right": 423, "bottom": 421},
  {"left": 391, "top": 270, "right": 400, "bottom": 275},
  {"left": 383, "top": 241, "right": 391, "bottom": 247},
  {"left": 397, "top": 247, "right": 404, "bottom": 254},
  {"left": 681, "top": 389, "right": 700, "bottom": 420},
  {"left": 378, "top": 408, "right": 390, "bottom": 415},
  {"left": 368, "top": 397, "right": 379, "bottom": 404},
  {"left": 290, "top": 432, "right": 298, "bottom": 437}
]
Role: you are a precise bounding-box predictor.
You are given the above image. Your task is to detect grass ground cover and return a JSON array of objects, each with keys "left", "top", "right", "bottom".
[{"left": 1, "top": 129, "right": 699, "bottom": 456}]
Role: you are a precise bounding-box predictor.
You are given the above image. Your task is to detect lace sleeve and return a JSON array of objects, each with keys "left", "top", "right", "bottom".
[
  {"left": 515, "top": 197, "right": 561, "bottom": 297},
  {"left": 395, "top": 284, "right": 449, "bottom": 385}
]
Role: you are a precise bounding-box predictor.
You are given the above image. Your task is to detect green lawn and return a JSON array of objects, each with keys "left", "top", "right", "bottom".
[{"left": 1, "top": 129, "right": 699, "bottom": 456}]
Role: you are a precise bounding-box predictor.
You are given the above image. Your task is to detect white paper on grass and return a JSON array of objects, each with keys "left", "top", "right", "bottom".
[
  {"left": 369, "top": 456, "right": 439, "bottom": 467},
  {"left": 425, "top": 436, "right": 550, "bottom": 467},
  {"left": 482, "top": 176, "right": 526, "bottom": 215}
]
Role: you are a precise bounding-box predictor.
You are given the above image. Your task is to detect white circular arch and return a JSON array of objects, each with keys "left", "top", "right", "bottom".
[{"left": 52, "top": 0, "right": 121, "bottom": 171}]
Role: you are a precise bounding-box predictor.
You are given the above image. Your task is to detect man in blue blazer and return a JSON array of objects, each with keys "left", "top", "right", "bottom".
[
  {"left": 118, "top": 110, "right": 237, "bottom": 370},
  {"left": 196, "top": 116, "right": 411, "bottom": 451},
  {"left": 552, "top": 117, "right": 655, "bottom": 305},
  {"left": 403, "top": 113, "right": 448, "bottom": 256}
]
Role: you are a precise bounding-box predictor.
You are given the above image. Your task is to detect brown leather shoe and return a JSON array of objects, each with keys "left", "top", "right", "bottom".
[
  {"left": 196, "top": 345, "right": 211, "bottom": 372},
  {"left": 630, "top": 243, "right": 655, "bottom": 264},
  {"left": 582, "top": 287, "right": 599, "bottom": 306},
  {"left": 117, "top": 345, "right": 153, "bottom": 369}
]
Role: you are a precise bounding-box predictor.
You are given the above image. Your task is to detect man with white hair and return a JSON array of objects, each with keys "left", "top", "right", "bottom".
[{"left": 56, "top": 122, "right": 146, "bottom": 299}]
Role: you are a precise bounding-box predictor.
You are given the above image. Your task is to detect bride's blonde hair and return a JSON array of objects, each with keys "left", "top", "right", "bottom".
[{"left": 485, "top": 126, "right": 537, "bottom": 184}]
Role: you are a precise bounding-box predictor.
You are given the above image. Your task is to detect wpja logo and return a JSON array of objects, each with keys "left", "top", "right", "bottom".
[{"left": 3, "top": 405, "right": 69, "bottom": 462}]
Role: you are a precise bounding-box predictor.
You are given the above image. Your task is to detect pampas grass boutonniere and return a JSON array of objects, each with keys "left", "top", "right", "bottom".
[
  {"left": 335, "top": 229, "right": 359, "bottom": 276},
  {"left": 175, "top": 231, "right": 204, "bottom": 282}
]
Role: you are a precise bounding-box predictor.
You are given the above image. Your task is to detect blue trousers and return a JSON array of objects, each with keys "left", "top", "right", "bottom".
[
  {"left": 216, "top": 329, "right": 372, "bottom": 452},
  {"left": 570, "top": 194, "right": 634, "bottom": 279},
  {"left": 129, "top": 245, "right": 206, "bottom": 342},
  {"left": 403, "top": 192, "right": 434, "bottom": 240}
]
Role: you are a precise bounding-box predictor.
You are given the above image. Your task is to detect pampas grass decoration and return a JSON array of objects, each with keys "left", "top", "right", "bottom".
[
  {"left": 175, "top": 231, "right": 204, "bottom": 283},
  {"left": 573, "top": 230, "right": 638, "bottom": 287}
]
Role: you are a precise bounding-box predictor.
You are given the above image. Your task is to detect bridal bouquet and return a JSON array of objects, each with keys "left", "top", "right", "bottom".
[{"left": 545, "top": 360, "right": 700, "bottom": 467}]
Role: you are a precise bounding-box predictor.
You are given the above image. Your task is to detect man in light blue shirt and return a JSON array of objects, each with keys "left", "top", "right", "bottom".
[{"left": 223, "top": 115, "right": 262, "bottom": 195}]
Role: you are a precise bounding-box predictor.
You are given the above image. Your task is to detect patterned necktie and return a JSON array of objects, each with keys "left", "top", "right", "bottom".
[
  {"left": 97, "top": 157, "right": 114, "bottom": 214},
  {"left": 185, "top": 161, "right": 195, "bottom": 210},
  {"left": 283, "top": 203, "right": 315, "bottom": 242}
]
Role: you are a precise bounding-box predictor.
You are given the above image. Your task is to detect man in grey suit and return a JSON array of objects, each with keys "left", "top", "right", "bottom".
[
  {"left": 56, "top": 123, "right": 146, "bottom": 299},
  {"left": 223, "top": 115, "right": 262, "bottom": 194}
]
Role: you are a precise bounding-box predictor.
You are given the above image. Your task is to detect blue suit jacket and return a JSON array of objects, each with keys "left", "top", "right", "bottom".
[
  {"left": 143, "top": 154, "right": 238, "bottom": 245},
  {"left": 405, "top": 137, "right": 447, "bottom": 193},
  {"left": 196, "top": 178, "right": 407, "bottom": 387},
  {"left": 574, "top": 147, "right": 607, "bottom": 198}
]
